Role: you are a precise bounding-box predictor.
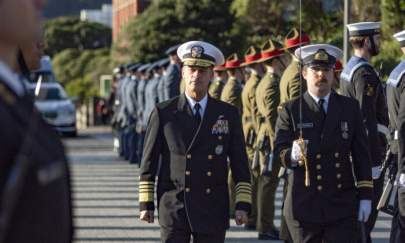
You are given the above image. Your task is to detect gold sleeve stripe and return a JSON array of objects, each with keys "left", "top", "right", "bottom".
[
  {"left": 139, "top": 192, "right": 154, "bottom": 202},
  {"left": 139, "top": 189, "right": 154, "bottom": 193},
  {"left": 139, "top": 181, "right": 155, "bottom": 185},
  {"left": 139, "top": 181, "right": 155, "bottom": 202},
  {"left": 357, "top": 180, "right": 373, "bottom": 184},
  {"left": 236, "top": 186, "right": 252, "bottom": 191},
  {"left": 357, "top": 184, "right": 373, "bottom": 188},
  {"left": 236, "top": 194, "right": 251, "bottom": 204},
  {"left": 357, "top": 181, "right": 374, "bottom": 187},
  {"left": 357, "top": 183, "right": 373, "bottom": 186},
  {"left": 139, "top": 185, "right": 154, "bottom": 189},
  {"left": 236, "top": 182, "right": 251, "bottom": 186},
  {"left": 236, "top": 187, "right": 251, "bottom": 192}
]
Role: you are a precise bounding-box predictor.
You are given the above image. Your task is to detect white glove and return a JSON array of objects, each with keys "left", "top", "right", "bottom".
[
  {"left": 290, "top": 140, "right": 308, "bottom": 166},
  {"left": 358, "top": 200, "right": 372, "bottom": 222},
  {"left": 371, "top": 166, "right": 381, "bottom": 179},
  {"left": 399, "top": 173, "right": 405, "bottom": 187}
]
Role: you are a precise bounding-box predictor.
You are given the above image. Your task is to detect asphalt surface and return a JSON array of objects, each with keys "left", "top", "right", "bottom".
[{"left": 65, "top": 126, "right": 391, "bottom": 243}]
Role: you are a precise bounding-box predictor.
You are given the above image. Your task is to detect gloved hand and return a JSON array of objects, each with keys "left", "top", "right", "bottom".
[
  {"left": 371, "top": 166, "right": 381, "bottom": 179},
  {"left": 290, "top": 139, "right": 308, "bottom": 167},
  {"left": 358, "top": 200, "right": 372, "bottom": 222},
  {"left": 399, "top": 173, "right": 405, "bottom": 187}
]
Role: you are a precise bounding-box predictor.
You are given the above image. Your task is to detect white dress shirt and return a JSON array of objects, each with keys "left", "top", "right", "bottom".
[
  {"left": 185, "top": 92, "right": 208, "bottom": 118},
  {"left": 308, "top": 90, "right": 331, "bottom": 113}
]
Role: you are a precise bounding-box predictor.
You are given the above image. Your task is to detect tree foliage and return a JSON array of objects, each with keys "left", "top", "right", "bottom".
[
  {"left": 45, "top": 17, "right": 111, "bottom": 57},
  {"left": 52, "top": 48, "right": 112, "bottom": 101},
  {"left": 374, "top": 0, "right": 405, "bottom": 78},
  {"left": 116, "top": 0, "right": 240, "bottom": 63},
  {"left": 231, "top": 0, "right": 343, "bottom": 48}
]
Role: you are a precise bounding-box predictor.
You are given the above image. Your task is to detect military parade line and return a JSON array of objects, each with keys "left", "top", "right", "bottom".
[
  {"left": 108, "top": 20, "right": 405, "bottom": 243},
  {"left": 1, "top": 2, "right": 405, "bottom": 241}
]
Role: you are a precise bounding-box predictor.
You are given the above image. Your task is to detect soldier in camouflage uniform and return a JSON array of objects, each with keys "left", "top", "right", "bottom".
[
  {"left": 221, "top": 53, "right": 244, "bottom": 113},
  {"left": 279, "top": 28, "right": 311, "bottom": 105},
  {"left": 254, "top": 38, "right": 286, "bottom": 240},
  {"left": 209, "top": 64, "right": 228, "bottom": 99},
  {"left": 241, "top": 46, "right": 265, "bottom": 230},
  {"left": 220, "top": 53, "right": 245, "bottom": 217}
]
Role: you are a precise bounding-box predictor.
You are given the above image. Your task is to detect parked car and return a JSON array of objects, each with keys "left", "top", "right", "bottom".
[{"left": 29, "top": 82, "right": 77, "bottom": 137}]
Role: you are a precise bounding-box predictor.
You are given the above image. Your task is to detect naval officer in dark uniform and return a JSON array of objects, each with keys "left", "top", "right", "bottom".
[
  {"left": 274, "top": 44, "right": 373, "bottom": 243},
  {"left": 387, "top": 30, "right": 405, "bottom": 243},
  {"left": 138, "top": 41, "right": 252, "bottom": 243},
  {"left": 0, "top": 0, "right": 72, "bottom": 242}
]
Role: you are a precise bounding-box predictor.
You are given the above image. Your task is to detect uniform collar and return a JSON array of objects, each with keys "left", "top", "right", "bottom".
[
  {"left": 184, "top": 92, "right": 208, "bottom": 117},
  {"left": 0, "top": 61, "right": 25, "bottom": 96},
  {"left": 308, "top": 90, "right": 331, "bottom": 111}
]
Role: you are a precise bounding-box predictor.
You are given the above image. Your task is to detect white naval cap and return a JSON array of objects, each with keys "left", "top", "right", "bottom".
[
  {"left": 347, "top": 22, "right": 381, "bottom": 36},
  {"left": 393, "top": 30, "right": 405, "bottom": 47},
  {"left": 177, "top": 41, "right": 225, "bottom": 68},
  {"left": 294, "top": 44, "right": 343, "bottom": 68}
]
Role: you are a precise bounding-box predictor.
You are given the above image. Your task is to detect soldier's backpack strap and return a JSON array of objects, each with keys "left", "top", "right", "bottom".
[{"left": 0, "top": 107, "right": 40, "bottom": 243}]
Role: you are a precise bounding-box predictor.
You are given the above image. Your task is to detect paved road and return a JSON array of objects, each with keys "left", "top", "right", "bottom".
[{"left": 66, "top": 126, "right": 391, "bottom": 243}]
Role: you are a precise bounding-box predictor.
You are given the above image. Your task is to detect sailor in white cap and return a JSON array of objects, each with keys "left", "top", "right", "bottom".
[
  {"left": 340, "top": 21, "right": 389, "bottom": 242},
  {"left": 139, "top": 41, "right": 252, "bottom": 243},
  {"left": 274, "top": 44, "right": 373, "bottom": 243},
  {"left": 386, "top": 29, "right": 405, "bottom": 243}
]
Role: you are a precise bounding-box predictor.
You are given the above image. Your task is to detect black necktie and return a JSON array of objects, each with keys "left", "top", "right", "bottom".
[
  {"left": 318, "top": 99, "right": 326, "bottom": 117},
  {"left": 318, "top": 99, "right": 326, "bottom": 132},
  {"left": 194, "top": 103, "right": 202, "bottom": 125}
]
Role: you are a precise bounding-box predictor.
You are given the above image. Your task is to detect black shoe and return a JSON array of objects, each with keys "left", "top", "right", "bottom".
[
  {"left": 244, "top": 225, "right": 256, "bottom": 230},
  {"left": 258, "top": 229, "right": 280, "bottom": 240}
]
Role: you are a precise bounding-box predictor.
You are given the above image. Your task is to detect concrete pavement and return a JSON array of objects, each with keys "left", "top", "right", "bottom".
[{"left": 65, "top": 126, "right": 391, "bottom": 243}]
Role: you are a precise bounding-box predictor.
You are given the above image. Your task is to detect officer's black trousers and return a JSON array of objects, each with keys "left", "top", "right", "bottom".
[
  {"left": 390, "top": 186, "right": 405, "bottom": 243},
  {"left": 160, "top": 208, "right": 226, "bottom": 243},
  {"left": 287, "top": 216, "right": 358, "bottom": 243}
]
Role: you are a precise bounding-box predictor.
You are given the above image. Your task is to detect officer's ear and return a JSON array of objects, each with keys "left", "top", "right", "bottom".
[
  {"left": 364, "top": 36, "right": 371, "bottom": 48},
  {"left": 302, "top": 66, "right": 308, "bottom": 80}
]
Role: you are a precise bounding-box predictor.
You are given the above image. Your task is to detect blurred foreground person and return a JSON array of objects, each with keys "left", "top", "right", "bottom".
[{"left": 0, "top": 0, "right": 73, "bottom": 243}]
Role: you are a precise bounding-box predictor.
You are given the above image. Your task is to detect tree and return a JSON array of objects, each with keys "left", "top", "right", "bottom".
[
  {"left": 45, "top": 17, "right": 111, "bottom": 57},
  {"left": 374, "top": 0, "right": 405, "bottom": 78},
  {"left": 52, "top": 48, "right": 112, "bottom": 101},
  {"left": 230, "top": 0, "right": 343, "bottom": 51},
  {"left": 115, "top": 0, "right": 240, "bottom": 63}
]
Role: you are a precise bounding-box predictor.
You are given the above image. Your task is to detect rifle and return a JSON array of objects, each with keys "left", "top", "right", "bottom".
[
  {"left": 376, "top": 150, "right": 397, "bottom": 215},
  {"left": 246, "top": 128, "right": 256, "bottom": 147},
  {"left": 260, "top": 137, "right": 273, "bottom": 176}
]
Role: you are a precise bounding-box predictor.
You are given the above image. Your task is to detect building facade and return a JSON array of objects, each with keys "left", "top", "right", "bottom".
[
  {"left": 112, "top": 0, "right": 150, "bottom": 41},
  {"left": 80, "top": 4, "right": 113, "bottom": 27}
]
